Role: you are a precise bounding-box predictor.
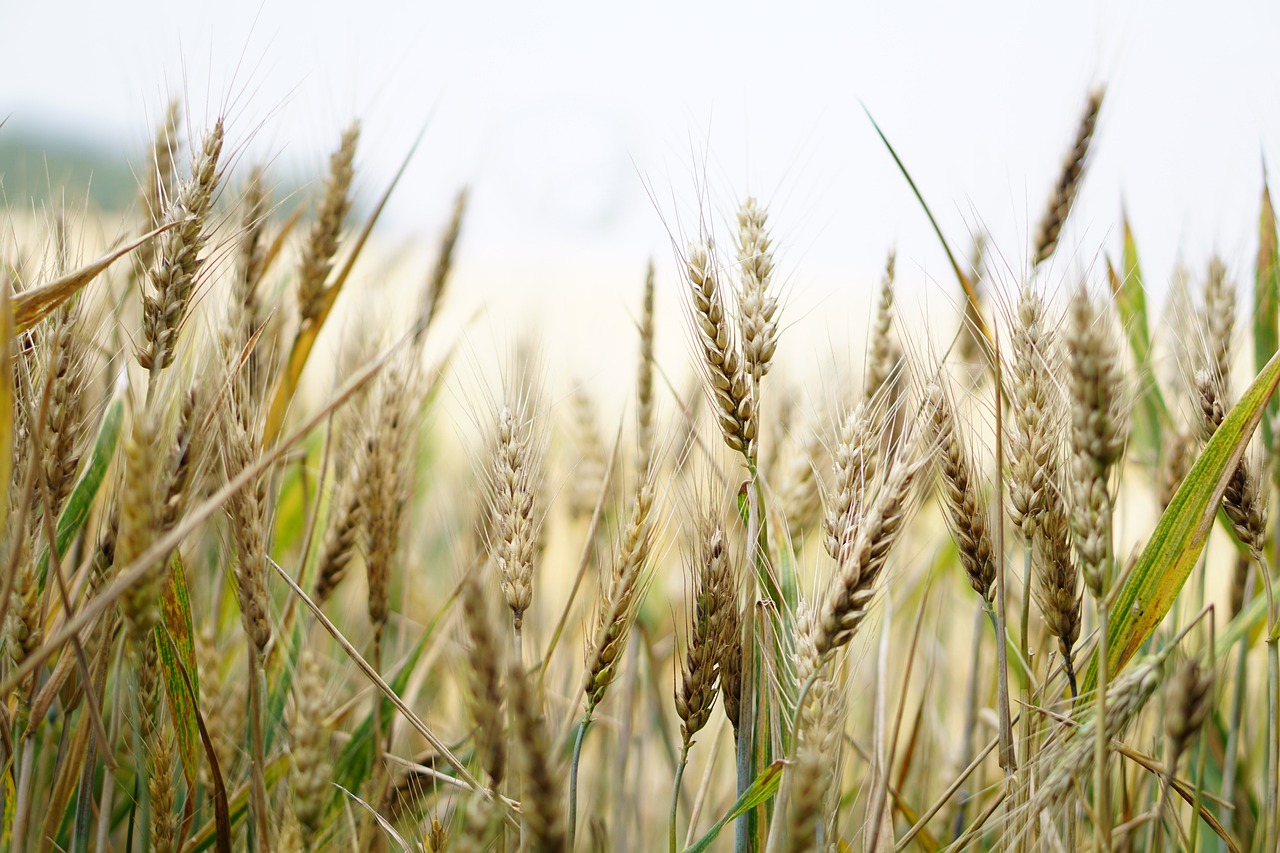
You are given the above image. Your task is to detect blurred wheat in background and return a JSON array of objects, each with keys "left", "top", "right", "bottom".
[{"left": 4, "top": 10, "right": 1280, "bottom": 853}]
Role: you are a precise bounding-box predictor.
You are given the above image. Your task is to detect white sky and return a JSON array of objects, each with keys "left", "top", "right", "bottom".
[{"left": 5, "top": 0, "right": 1280, "bottom": 394}]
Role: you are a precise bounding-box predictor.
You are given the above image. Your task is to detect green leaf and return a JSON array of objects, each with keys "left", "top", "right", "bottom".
[
  {"left": 156, "top": 555, "right": 201, "bottom": 788},
  {"left": 681, "top": 760, "right": 784, "bottom": 853},
  {"left": 1082, "top": 347, "right": 1280, "bottom": 694},
  {"left": 1108, "top": 218, "right": 1167, "bottom": 455},
  {"left": 37, "top": 390, "right": 124, "bottom": 586},
  {"left": 1255, "top": 179, "right": 1279, "bottom": 452}
]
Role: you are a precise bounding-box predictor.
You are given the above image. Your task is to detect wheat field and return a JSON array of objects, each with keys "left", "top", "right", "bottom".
[{"left": 2, "top": 79, "right": 1279, "bottom": 853}]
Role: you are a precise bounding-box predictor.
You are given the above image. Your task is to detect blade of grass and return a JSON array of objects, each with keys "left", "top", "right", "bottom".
[
  {"left": 862, "top": 104, "right": 988, "bottom": 349},
  {"left": 1082, "top": 347, "right": 1280, "bottom": 693},
  {"left": 1256, "top": 176, "right": 1279, "bottom": 454},
  {"left": 157, "top": 556, "right": 202, "bottom": 789},
  {"left": 682, "top": 760, "right": 784, "bottom": 853},
  {"left": 1108, "top": 218, "right": 1168, "bottom": 454}
]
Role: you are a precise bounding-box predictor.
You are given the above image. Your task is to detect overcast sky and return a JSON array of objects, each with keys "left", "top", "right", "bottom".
[{"left": 4, "top": 0, "right": 1280, "bottom": 385}]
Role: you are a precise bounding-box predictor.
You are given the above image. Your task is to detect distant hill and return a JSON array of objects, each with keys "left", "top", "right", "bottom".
[
  {"left": 0, "top": 124, "right": 308, "bottom": 218},
  {"left": 0, "top": 126, "right": 138, "bottom": 212}
]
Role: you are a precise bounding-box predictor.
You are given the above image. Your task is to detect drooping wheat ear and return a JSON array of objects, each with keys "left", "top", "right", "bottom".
[
  {"left": 1195, "top": 370, "right": 1269, "bottom": 558},
  {"left": 924, "top": 379, "right": 996, "bottom": 602},
  {"left": 461, "top": 572, "right": 507, "bottom": 788},
  {"left": 363, "top": 361, "right": 419, "bottom": 646},
  {"left": 865, "top": 251, "right": 904, "bottom": 404},
  {"left": 1033, "top": 88, "right": 1104, "bottom": 266},
  {"left": 676, "top": 520, "right": 732, "bottom": 747},
  {"left": 139, "top": 97, "right": 182, "bottom": 269},
  {"left": 584, "top": 463, "right": 657, "bottom": 713},
  {"left": 787, "top": 604, "right": 844, "bottom": 852},
  {"left": 313, "top": 465, "right": 363, "bottom": 605},
  {"left": 823, "top": 402, "right": 874, "bottom": 564},
  {"left": 39, "top": 303, "right": 88, "bottom": 520},
  {"left": 117, "top": 409, "right": 163, "bottom": 648},
  {"left": 1036, "top": 653, "right": 1164, "bottom": 811},
  {"left": 566, "top": 385, "right": 608, "bottom": 521},
  {"left": 1064, "top": 283, "right": 1127, "bottom": 597},
  {"left": 1165, "top": 656, "right": 1212, "bottom": 773},
  {"left": 736, "top": 197, "right": 779, "bottom": 384},
  {"left": 817, "top": 428, "right": 923, "bottom": 657},
  {"left": 138, "top": 118, "right": 225, "bottom": 372},
  {"left": 289, "top": 650, "right": 331, "bottom": 842},
  {"left": 220, "top": 400, "right": 272, "bottom": 655},
  {"left": 685, "top": 240, "right": 757, "bottom": 464},
  {"left": 1201, "top": 256, "right": 1235, "bottom": 391},
  {"left": 298, "top": 121, "right": 359, "bottom": 327},
  {"left": 508, "top": 659, "right": 566, "bottom": 852},
  {"left": 1007, "top": 284, "right": 1060, "bottom": 536},
  {"left": 1031, "top": 478, "right": 1082, "bottom": 693},
  {"left": 637, "top": 258, "right": 657, "bottom": 470},
  {"left": 487, "top": 385, "right": 543, "bottom": 634},
  {"left": 957, "top": 232, "right": 988, "bottom": 366}
]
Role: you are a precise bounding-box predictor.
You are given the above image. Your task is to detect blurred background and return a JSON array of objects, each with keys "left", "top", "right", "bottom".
[{"left": 3, "top": 0, "right": 1279, "bottom": 404}]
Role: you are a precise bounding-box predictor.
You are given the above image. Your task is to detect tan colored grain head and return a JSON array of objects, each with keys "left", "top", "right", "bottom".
[
  {"left": 298, "top": 121, "right": 359, "bottom": 327},
  {"left": 138, "top": 118, "right": 225, "bottom": 372},
  {"left": 924, "top": 378, "right": 996, "bottom": 602},
  {"left": 1033, "top": 88, "right": 1103, "bottom": 266},
  {"left": 584, "top": 462, "right": 657, "bottom": 713},
  {"left": 684, "top": 239, "right": 757, "bottom": 464},
  {"left": 290, "top": 650, "right": 331, "bottom": 842},
  {"left": 736, "top": 197, "right": 779, "bottom": 384},
  {"left": 1064, "top": 282, "right": 1127, "bottom": 596},
  {"left": 460, "top": 571, "right": 507, "bottom": 788}
]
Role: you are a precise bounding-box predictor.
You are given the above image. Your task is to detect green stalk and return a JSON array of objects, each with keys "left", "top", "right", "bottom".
[
  {"left": 669, "top": 742, "right": 690, "bottom": 853},
  {"left": 735, "top": 463, "right": 763, "bottom": 853},
  {"left": 1220, "top": 623, "right": 1250, "bottom": 850},
  {"left": 1266, "top": 638, "right": 1278, "bottom": 853},
  {"left": 248, "top": 649, "right": 270, "bottom": 850},
  {"left": 569, "top": 712, "right": 592, "bottom": 851},
  {"left": 1095, "top": 598, "right": 1112, "bottom": 853}
]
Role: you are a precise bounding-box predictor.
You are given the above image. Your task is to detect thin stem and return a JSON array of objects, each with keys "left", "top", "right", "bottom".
[
  {"left": 248, "top": 647, "right": 270, "bottom": 850},
  {"left": 951, "top": 607, "right": 985, "bottom": 841},
  {"left": 11, "top": 736, "right": 35, "bottom": 851},
  {"left": 1017, "top": 542, "right": 1033, "bottom": 852},
  {"left": 1095, "top": 599, "right": 1112, "bottom": 853},
  {"left": 735, "top": 465, "right": 763, "bottom": 853},
  {"left": 991, "top": 329, "right": 1017, "bottom": 776},
  {"left": 1221, "top": 568, "right": 1253, "bottom": 851},
  {"left": 568, "top": 712, "right": 592, "bottom": 852},
  {"left": 1267, "top": 639, "right": 1279, "bottom": 853},
  {"left": 669, "top": 742, "right": 690, "bottom": 853}
]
